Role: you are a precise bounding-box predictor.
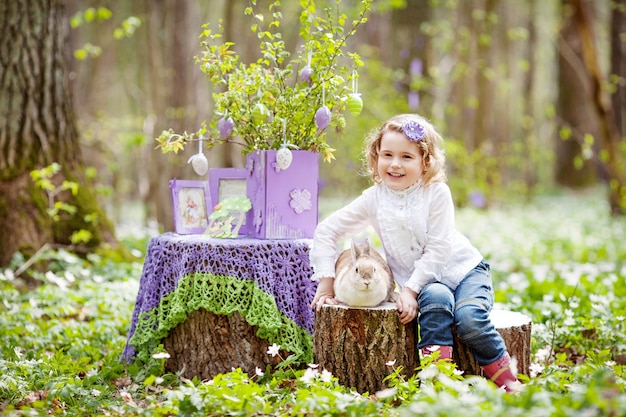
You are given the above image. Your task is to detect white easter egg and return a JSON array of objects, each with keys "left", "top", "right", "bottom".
[
  {"left": 190, "top": 153, "right": 209, "bottom": 176},
  {"left": 275, "top": 147, "right": 293, "bottom": 170}
]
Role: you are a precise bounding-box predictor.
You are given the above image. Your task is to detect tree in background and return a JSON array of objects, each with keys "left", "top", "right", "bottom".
[
  {"left": 0, "top": 1, "right": 118, "bottom": 267},
  {"left": 570, "top": 0, "right": 626, "bottom": 214},
  {"left": 557, "top": 0, "right": 625, "bottom": 214}
]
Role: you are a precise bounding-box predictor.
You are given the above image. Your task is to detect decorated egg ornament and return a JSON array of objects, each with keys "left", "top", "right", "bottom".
[
  {"left": 347, "top": 93, "right": 363, "bottom": 116},
  {"left": 315, "top": 105, "right": 331, "bottom": 130},
  {"left": 347, "top": 71, "right": 363, "bottom": 116},
  {"left": 218, "top": 116, "right": 234, "bottom": 138},
  {"left": 275, "top": 146, "right": 293, "bottom": 171},
  {"left": 300, "top": 65, "right": 313, "bottom": 85},
  {"left": 187, "top": 137, "right": 209, "bottom": 176}
]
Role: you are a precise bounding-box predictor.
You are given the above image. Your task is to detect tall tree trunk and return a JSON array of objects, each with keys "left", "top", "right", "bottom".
[
  {"left": 570, "top": 0, "right": 625, "bottom": 214},
  {"left": 555, "top": 0, "right": 599, "bottom": 187},
  {"left": 472, "top": 0, "right": 498, "bottom": 152},
  {"left": 0, "top": 0, "right": 117, "bottom": 267},
  {"left": 611, "top": 0, "right": 626, "bottom": 139},
  {"left": 522, "top": 0, "right": 539, "bottom": 193}
]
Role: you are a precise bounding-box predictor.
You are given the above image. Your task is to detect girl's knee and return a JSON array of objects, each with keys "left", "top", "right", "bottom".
[
  {"left": 453, "top": 299, "right": 491, "bottom": 338},
  {"left": 418, "top": 283, "right": 454, "bottom": 311}
]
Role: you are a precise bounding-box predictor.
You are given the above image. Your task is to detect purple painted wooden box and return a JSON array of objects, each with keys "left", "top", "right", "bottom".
[{"left": 246, "top": 150, "right": 319, "bottom": 239}]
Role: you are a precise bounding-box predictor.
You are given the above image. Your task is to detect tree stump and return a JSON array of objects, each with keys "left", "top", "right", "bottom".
[
  {"left": 162, "top": 308, "right": 286, "bottom": 380},
  {"left": 313, "top": 302, "right": 419, "bottom": 394},
  {"left": 313, "top": 305, "right": 532, "bottom": 393},
  {"left": 454, "top": 309, "right": 532, "bottom": 377}
]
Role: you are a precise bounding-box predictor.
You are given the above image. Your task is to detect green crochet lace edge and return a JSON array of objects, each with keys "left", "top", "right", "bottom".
[{"left": 128, "top": 272, "right": 313, "bottom": 364}]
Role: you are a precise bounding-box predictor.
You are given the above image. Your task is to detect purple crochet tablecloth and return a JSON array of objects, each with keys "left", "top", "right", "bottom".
[{"left": 122, "top": 233, "right": 318, "bottom": 360}]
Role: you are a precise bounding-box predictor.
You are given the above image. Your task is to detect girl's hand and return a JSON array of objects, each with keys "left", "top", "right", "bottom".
[
  {"left": 311, "top": 277, "right": 338, "bottom": 311},
  {"left": 396, "top": 287, "right": 418, "bottom": 324}
]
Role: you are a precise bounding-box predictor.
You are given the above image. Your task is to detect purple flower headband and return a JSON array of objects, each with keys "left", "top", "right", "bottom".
[{"left": 401, "top": 120, "right": 426, "bottom": 142}]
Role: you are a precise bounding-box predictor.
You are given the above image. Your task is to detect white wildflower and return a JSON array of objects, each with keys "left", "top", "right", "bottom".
[
  {"left": 374, "top": 387, "right": 397, "bottom": 399},
  {"left": 1, "top": 269, "right": 15, "bottom": 281},
  {"left": 529, "top": 362, "right": 544, "bottom": 378},
  {"left": 563, "top": 316, "right": 576, "bottom": 326},
  {"left": 418, "top": 365, "right": 438, "bottom": 380},
  {"left": 320, "top": 369, "right": 333, "bottom": 383},
  {"left": 267, "top": 343, "right": 281, "bottom": 357},
  {"left": 299, "top": 367, "right": 318, "bottom": 385},
  {"left": 14, "top": 347, "right": 23, "bottom": 359},
  {"left": 535, "top": 346, "right": 552, "bottom": 362},
  {"left": 64, "top": 271, "right": 76, "bottom": 283},
  {"left": 385, "top": 359, "right": 397, "bottom": 367},
  {"left": 152, "top": 352, "right": 171, "bottom": 359},
  {"left": 255, "top": 367, "right": 264, "bottom": 377},
  {"left": 91, "top": 389, "right": 101, "bottom": 397}
]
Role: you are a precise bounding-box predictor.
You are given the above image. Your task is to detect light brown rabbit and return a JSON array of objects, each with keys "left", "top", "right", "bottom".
[{"left": 334, "top": 240, "right": 395, "bottom": 307}]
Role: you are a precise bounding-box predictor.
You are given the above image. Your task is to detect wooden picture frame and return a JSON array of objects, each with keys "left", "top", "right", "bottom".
[
  {"left": 170, "top": 179, "right": 211, "bottom": 234},
  {"left": 209, "top": 168, "right": 249, "bottom": 235}
]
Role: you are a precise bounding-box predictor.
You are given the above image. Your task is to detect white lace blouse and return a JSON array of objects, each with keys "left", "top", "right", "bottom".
[{"left": 310, "top": 181, "right": 483, "bottom": 294}]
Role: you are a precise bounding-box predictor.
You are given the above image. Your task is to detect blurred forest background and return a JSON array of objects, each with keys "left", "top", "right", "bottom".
[{"left": 1, "top": 0, "right": 625, "bottom": 266}]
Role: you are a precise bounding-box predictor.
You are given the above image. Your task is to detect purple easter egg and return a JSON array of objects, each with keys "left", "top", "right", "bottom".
[
  {"left": 315, "top": 105, "right": 331, "bottom": 129},
  {"left": 218, "top": 117, "right": 234, "bottom": 138},
  {"left": 300, "top": 66, "right": 313, "bottom": 84}
]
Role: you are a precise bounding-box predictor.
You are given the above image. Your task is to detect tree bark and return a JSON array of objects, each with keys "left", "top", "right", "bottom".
[
  {"left": 162, "top": 308, "right": 286, "bottom": 380},
  {"left": 570, "top": 0, "right": 626, "bottom": 215},
  {"left": 611, "top": 0, "right": 626, "bottom": 140},
  {"left": 555, "top": 0, "right": 600, "bottom": 188},
  {"left": 0, "top": 0, "right": 117, "bottom": 268},
  {"left": 313, "top": 302, "right": 419, "bottom": 394}
]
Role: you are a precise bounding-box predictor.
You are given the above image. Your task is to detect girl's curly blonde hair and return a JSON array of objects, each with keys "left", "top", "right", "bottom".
[{"left": 363, "top": 113, "right": 447, "bottom": 187}]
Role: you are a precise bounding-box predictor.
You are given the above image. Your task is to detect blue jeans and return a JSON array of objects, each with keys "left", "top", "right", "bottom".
[{"left": 416, "top": 260, "right": 507, "bottom": 365}]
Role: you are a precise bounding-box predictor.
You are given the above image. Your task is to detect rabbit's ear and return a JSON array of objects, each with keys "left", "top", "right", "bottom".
[
  {"left": 362, "top": 242, "right": 370, "bottom": 256},
  {"left": 350, "top": 240, "right": 359, "bottom": 262}
]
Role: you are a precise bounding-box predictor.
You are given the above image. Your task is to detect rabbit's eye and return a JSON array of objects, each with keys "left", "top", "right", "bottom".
[{"left": 355, "top": 267, "right": 359, "bottom": 274}]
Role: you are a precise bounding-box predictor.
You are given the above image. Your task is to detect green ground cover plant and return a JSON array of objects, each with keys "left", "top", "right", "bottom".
[{"left": 1, "top": 188, "right": 625, "bottom": 416}]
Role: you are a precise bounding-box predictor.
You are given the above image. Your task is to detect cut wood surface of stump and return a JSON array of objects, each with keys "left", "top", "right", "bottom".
[{"left": 313, "top": 302, "right": 419, "bottom": 394}]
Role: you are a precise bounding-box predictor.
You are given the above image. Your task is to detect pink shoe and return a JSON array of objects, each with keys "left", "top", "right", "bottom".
[
  {"left": 421, "top": 345, "right": 453, "bottom": 361},
  {"left": 481, "top": 353, "right": 520, "bottom": 392}
]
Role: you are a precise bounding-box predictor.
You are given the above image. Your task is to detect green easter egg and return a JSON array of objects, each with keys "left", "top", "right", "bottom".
[
  {"left": 347, "top": 94, "right": 363, "bottom": 116},
  {"left": 252, "top": 103, "right": 268, "bottom": 123}
]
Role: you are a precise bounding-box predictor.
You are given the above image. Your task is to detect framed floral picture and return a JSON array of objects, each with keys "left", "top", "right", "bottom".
[
  {"left": 170, "top": 179, "right": 211, "bottom": 234},
  {"left": 209, "top": 168, "right": 249, "bottom": 235}
]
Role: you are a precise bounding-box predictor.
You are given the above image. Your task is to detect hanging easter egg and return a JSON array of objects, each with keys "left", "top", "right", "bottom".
[
  {"left": 347, "top": 93, "right": 363, "bottom": 116},
  {"left": 300, "top": 65, "right": 313, "bottom": 85},
  {"left": 275, "top": 146, "right": 293, "bottom": 171},
  {"left": 187, "top": 136, "right": 209, "bottom": 176},
  {"left": 191, "top": 154, "right": 209, "bottom": 176},
  {"left": 218, "top": 116, "right": 234, "bottom": 138},
  {"left": 315, "top": 105, "right": 331, "bottom": 130},
  {"left": 252, "top": 103, "right": 268, "bottom": 124}
]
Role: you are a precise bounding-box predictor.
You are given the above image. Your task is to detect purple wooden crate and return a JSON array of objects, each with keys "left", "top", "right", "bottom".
[{"left": 246, "top": 150, "right": 319, "bottom": 239}]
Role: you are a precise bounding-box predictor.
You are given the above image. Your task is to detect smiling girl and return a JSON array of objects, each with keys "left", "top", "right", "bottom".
[{"left": 309, "top": 113, "right": 520, "bottom": 392}]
